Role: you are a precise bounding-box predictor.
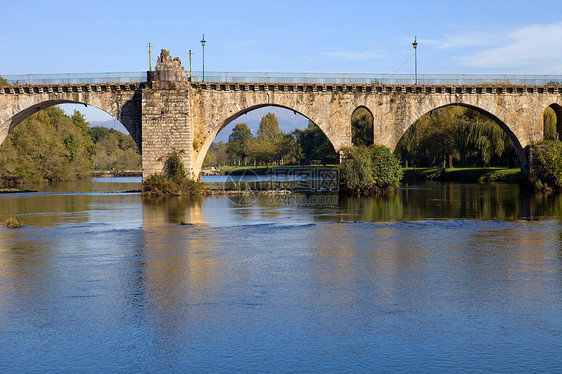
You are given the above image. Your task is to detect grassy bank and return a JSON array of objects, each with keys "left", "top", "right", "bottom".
[
  {"left": 402, "top": 167, "right": 523, "bottom": 183},
  {"left": 214, "top": 165, "right": 522, "bottom": 183},
  {"left": 210, "top": 164, "right": 337, "bottom": 176}
]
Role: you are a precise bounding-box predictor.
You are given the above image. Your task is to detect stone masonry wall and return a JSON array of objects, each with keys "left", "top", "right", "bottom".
[
  {"left": 141, "top": 88, "right": 192, "bottom": 179},
  {"left": 188, "top": 84, "right": 562, "bottom": 176},
  {"left": 0, "top": 88, "right": 142, "bottom": 151}
]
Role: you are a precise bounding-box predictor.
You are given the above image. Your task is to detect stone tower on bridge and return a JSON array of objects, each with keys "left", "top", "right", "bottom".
[{"left": 1, "top": 49, "right": 561, "bottom": 178}]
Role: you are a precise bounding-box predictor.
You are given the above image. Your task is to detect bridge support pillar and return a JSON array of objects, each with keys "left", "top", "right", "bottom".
[
  {"left": 141, "top": 88, "right": 192, "bottom": 179},
  {"left": 141, "top": 49, "right": 193, "bottom": 179}
]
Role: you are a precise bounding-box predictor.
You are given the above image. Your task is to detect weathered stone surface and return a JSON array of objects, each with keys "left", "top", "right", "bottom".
[
  {"left": 1, "top": 75, "right": 561, "bottom": 179},
  {"left": 147, "top": 49, "right": 188, "bottom": 89},
  {"left": 141, "top": 88, "right": 191, "bottom": 178},
  {"left": 189, "top": 85, "right": 562, "bottom": 175},
  {"left": 0, "top": 87, "right": 142, "bottom": 151}
]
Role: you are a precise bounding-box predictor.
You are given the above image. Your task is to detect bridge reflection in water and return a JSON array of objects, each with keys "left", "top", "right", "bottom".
[{"left": 0, "top": 180, "right": 561, "bottom": 371}]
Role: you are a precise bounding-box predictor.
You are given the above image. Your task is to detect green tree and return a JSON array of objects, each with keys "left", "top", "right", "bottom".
[
  {"left": 395, "top": 105, "right": 516, "bottom": 168},
  {"left": 203, "top": 141, "right": 230, "bottom": 167},
  {"left": 294, "top": 121, "right": 338, "bottom": 164},
  {"left": 88, "top": 126, "right": 141, "bottom": 172},
  {"left": 0, "top": 107, "right": 93, "bottom": 185},
  {"left": 249, "top": 137, "right": 278, "bottom": 164},
  {"left": 71, "top": 110, "right": 89, "bottom": 136},
  {"left": 544, "top": 106, "right": 558, "bottom": 141},
  {"left": 227, "top": 123, "right": 253, "bottom": 164},
  {"left": 71, "top": 110, "right": 95, "bottom": 157},
  {"left": 530, "top": 141, "right": 562, "bottom": 190},
  {"left": 339, "top": 145, "right": 402, "bottom": 195},
  {"left": 275, "top": 132, "right": 297, "bottom": 164},
  {"left": 351, "top": 107, "right": 374, "bottom": 146},
  {"left": 338, "top": 146, "right": 374, "bottom": 194},
  {"left": 370, "top": 145, "right": 403, "bottom": 188},
  {"left": 257, "top": 112, "right": 280, "bottom": 140},
  {"left": 0, "top": 76, "right": 9, "bottom": 86}
]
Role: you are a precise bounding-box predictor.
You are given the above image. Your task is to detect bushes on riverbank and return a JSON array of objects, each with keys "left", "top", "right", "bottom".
[
  {"left": 530, "top": 141, "right": 562, "bottom": 191},
  {"left": 339, "top": 145, "right": 402, "bottom": 196},
  {"left": 142, "top": 151, "right": 204, "bottom": 197}
]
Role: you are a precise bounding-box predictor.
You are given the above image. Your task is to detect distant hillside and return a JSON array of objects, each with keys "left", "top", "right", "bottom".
[{"left": 90, "top": 120, "right": 128, "bottom": 134}]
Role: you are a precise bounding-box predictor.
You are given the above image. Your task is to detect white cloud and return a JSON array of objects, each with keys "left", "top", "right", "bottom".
[
  {"left": 433, "top": 23, "right": 562, "bottom": 73},
  {"left": 425, "top": 32, "right": 503, "bottom": 50}
]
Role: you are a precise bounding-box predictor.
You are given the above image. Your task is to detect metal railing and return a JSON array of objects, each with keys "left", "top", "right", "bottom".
[
  {"left": 2, "top": 71, "right": 562, "bottom": 87},
  {"left": 2, "top": 72, "right": 146, "bottom": 85},
  {"left": 190, "top": 72, "right": 562, "bottom": 86}
]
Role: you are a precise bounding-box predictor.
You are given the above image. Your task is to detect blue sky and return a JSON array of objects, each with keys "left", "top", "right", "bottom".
[{"left": 4, "top": 0, "right": 562, "bottom": 136}]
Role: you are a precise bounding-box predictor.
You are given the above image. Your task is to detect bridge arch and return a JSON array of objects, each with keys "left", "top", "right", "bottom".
[
  {"left": 0, "top": 93, "right": 142, "bottom": 152},
  {"left": 351, "top": 106, "right": 374, "bottom": 146},
  {"left": 545, "top": 103, "right": 562, "bottom": 140},
  {"left": 401, "top": 103, "right": 527, "bottom": 170},
  {"left": 193, "top": 103, "right": 341, "bottom": 176}
]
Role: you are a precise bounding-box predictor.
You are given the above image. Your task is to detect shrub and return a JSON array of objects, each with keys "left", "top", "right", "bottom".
[
  {"left": 370, "top": 145, "right": 403, "bottom": 189},
  {"left": 338, "top": 146, "right": 373, "bottom": 194},
  {"left": 165, "top": 150, "right": 186, "bottom": 182},
  {"left": 530, "top": 141, "right": 562, "bottom": 191},
  {"left": 142, "top": 173, "right": 203, "bottom": 197},
  {"left": 339, "top": 145, "right": 403, "bottom": 195},
  {"left": 142, "top": 151, "right": 204, "bottom": 196},
  {"left": 6, "top": 217, "right": 23, "bottom": 228}
]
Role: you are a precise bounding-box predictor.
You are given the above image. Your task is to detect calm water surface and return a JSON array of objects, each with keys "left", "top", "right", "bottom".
[{"left": 0, "top": 177, "right": 560, "bottom": 373}]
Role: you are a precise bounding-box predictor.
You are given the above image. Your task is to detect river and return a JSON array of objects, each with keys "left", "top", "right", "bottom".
[{"left": 0, "top": 177, "right": 560, "bottom": 373}]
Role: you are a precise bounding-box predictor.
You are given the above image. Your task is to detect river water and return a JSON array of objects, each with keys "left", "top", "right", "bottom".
[{"left": 0, "top": 177, "right": 560, "bottom": 373}]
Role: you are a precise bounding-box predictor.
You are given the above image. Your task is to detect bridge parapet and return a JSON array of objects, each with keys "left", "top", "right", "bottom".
[
  {"left": 2, "top": 62, "right": 562, "bottom": 180},
  {"left": 189, "top": 82, "right": 562, "bottom": 95},
  {"left": 2, "top": 72, "right": 562, "bottom": 87},
  {"left": 188, "top": 72, "right": 562, "bottom": 86},
  {"left": 0, "top": 82, "right": 147, "bottom": 95}
]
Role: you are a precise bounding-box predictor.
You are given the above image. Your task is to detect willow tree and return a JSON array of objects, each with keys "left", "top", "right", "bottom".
[{"left": 395, "top": 106, "right": 517, "bottom": 168}]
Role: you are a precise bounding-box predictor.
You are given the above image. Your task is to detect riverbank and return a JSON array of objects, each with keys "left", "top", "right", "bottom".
[
  {"left": 0, "top": 188, "right": 37, "bottom": 193},
  {"left": 208, "top": 165, "right": 523, "bottom": 183},
  {"left": 91, "top": 170, "right": 142, "bottom": 177},
  {"left": 1, "top": 167, "right": 525, "bottom": 195},
  {"left": 402, "top": 167, "right": 523, "bottom": 183},
  {"left": 203, "top": 165, "right": 337, "bottom": 176}
]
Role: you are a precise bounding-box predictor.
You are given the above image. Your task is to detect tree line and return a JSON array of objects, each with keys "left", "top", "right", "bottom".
[
  {"left": 204, "top": 106, "right": 534, "bottom": 170},
  {"left": 203, "top": 112, "right": 339, "bottom": 168},
  {"left": 395, "top": 106, "right": 519, "bottom": 168},
  {"left": 0, "top": 107, "right": 141, "bottom": 186}
]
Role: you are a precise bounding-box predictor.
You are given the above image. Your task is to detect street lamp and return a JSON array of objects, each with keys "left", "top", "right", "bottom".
[
  {"left": 201, "top": 34, "right": 206, "bottom": 82},
  {"left": 189, "top": 49, "right": 192, "bottom": 80},
  {"left": 412, "top": 36, "right": 418, "bottom": 85}
]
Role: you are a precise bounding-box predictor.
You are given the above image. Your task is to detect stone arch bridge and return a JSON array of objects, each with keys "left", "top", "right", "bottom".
[{"left": 1, "top": 51, "right": 561, "bottom": 177}]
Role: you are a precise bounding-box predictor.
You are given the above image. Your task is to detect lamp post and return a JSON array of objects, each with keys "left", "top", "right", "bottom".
[
  {"left": 412, "top": 36, "right": 418, "bottom": 85},
  {"left": 189, "top": 49, "right": 192, "bottom": 80},
  {"left": 148, "top": 42, "right": 152, "bottom": 71},
  {"left": 201, "top": 34, "right": 206, "bottom": 82}
]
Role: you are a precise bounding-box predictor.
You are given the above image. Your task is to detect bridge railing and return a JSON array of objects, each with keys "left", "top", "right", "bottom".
[
  {"left": 2, "top": 71, "right": 562, "bottom": 87},
  {"left": 191, "top": 72, "right": 562, "bottom": 86},
  {"left": 2, "top": 72, "right": 146, "bottom": 85}
]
